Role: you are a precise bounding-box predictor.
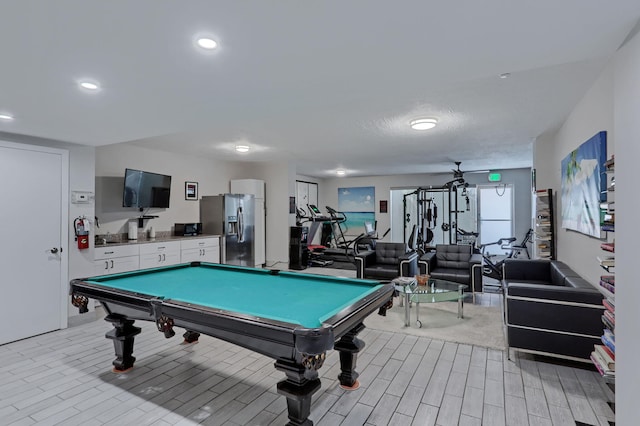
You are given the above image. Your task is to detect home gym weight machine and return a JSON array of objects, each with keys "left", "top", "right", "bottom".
[{"left": 402, "top": 175, "right": 475, "bottom": 254}]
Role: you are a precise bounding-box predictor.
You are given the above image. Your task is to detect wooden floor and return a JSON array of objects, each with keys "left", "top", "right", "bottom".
[{"left": 0, "top": 298, "right": 614, "bottom": 426}]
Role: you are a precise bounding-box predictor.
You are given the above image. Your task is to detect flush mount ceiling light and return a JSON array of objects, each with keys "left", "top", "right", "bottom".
[
  {"left": 79, "top": 80, "right": 100, "bottom": 91},
  {"left": 197, "top": 37, "right": 218, "bottom": 50},
  {"left": 410, "top": 118, "right": 438, "bottom": 130},
  {"left": 336, "top": 169, "right": 346, "bottom": 176},
  {"left": 499, "top": 72, "right": 511, "bottom": 79},
  {"left": 0, "top": 113, "right": 14, "bottom": 121},
  {"left": 235, "top": 145, "right": 250, "bottom": 153}
]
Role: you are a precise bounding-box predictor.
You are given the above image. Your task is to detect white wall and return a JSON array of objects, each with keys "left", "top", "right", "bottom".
[
  {"left": 533, "top": 63, "right": 614, "bottom": 285},
  {"left": 228, "top": 160, "right": 298, "bottom": 267},
  {"left": 613, "top": 29, "right": 640, "bottom": 426},
  {"left": 95, "top": 144, "right": 234, "bottom": 236}
]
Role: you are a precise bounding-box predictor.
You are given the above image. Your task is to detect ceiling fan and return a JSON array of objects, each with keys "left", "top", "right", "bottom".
[{"left": 450, "top": 161, "right": 491, "bottom": 179}]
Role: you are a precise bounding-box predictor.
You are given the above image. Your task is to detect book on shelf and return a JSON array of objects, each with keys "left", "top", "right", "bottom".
[
  {"left": 600, "top": 201, "right": 615, "bottom": 211},
  {"left": 603, "top": 310, "right": 615, "bottom": 326},
  {"left": 601, "top": 224, "right": 615, "bottom": 232},
  {"left": 602, "top": 329, "right": 615, "bottom": 353},
  {"left": 591, "top": 352, "right": 615, "bottom": 376},
  {"left": 596, "top": 342, "right": 615, "bottom": 362},
  {"left": 592, "top": 345, "right": 615, "bottom": 371},
  {"left": 602, "top": 298, "right": 615, "bottom": 314},
  {"left": 597, "top": 256, "right": 615, "bottom": 267},
  {"left": 599, "top": 279, "right": 615, "bottom": 294},
  {"left": 602, "top": 314, "right": 615, "bottom": 333},
  {"left": 600, "top": 242, "right": 614, "bottom": 252},
  {"left": 600, "top": 275, "right": 615, "bottom": 285},
  {"left": 604, "top": 155, "right": 615, "bottom": 169}
]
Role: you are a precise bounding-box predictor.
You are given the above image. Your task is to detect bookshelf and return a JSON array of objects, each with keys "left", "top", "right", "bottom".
[
  {"left": 591, "top": 155, "right": 615, "bottom": 422},
  {"left": 534, "top": 189, "right": 555, "bottom": 259}
]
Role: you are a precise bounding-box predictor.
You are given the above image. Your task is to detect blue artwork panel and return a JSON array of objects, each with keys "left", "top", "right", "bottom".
[
  {"left": 338, "top": 186, "right": 375, "bottom": 236},
  {"left": 560, "top": 131, "right": 606, "bottom": 238}
]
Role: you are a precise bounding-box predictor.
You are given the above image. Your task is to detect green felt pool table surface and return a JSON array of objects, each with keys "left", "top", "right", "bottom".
[{"left": 86, "top": 263, "right": 384, "bottom": 328}]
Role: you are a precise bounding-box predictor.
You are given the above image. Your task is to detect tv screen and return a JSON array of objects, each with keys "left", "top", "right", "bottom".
[{"left": 123, "top": 168, "right": 172, "bottom": 208}]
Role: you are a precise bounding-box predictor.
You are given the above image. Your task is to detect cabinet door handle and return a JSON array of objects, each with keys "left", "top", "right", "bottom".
[
  {"left": 159, "top": 254, "right": 162, "bottom": 262},
  {"left": 162, "top": 253, "right": 166, "bottom": 261},
  {"left": 110, "top": 260, "right": 114, "bottom": 269},
  {"left": 105, "top": 261, "right": 109, "bottom": 270}
]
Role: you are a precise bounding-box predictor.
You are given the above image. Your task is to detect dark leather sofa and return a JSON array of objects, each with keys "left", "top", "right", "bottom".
[
  {"left": 420, "top": 244, "right": 483, "bottom": 299},
  {"left": 502, "top": 259, "right": 604, "bottom": 361},
  {"left": 355, "top": 242, "right": 418, "bottom": 281}
]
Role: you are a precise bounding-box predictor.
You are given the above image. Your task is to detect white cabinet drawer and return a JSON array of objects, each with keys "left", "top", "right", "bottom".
[
  {"left": 139, "top": 241, "right": 181, "bottom": 255},
  {"left": 94, "top": 244, "right": 139, "bottom": 260},
  {"left": 180, "top": 237, "right": 219, "bottom": 250},
  {"left": 139, "top": 251, "right": 181, "bottom": 269},
  {"left": 94, "top": 256, "right": 139, "bottom": 275},
  {"left": 181, "top": 245, "right": 220, "bottom": 263}
]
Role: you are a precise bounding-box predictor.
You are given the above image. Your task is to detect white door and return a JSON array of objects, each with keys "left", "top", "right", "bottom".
[
  {"left": 478, "top": 184, "right": 514, "bottom": 255},
  {"left": 0, "top": 141, "right": 68, "bottom": 344}
]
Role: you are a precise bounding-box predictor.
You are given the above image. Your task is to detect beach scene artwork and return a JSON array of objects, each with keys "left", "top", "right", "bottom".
[{"left": 338, "top": 186, "right": 375, "bottom": 236}]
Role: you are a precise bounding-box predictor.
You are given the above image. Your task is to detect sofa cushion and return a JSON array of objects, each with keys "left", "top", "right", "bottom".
[
  {"left": 375, "top": 243, "right": 407, "bottom": 265},
  {"left": 549, "top": 261, "right": 580, "bottom": 286},
  {"left": 429, "top": 268, "right": 470, "bottom": 286},
  {"left": 363, "top": 266, "right": 398, "bottom": 280},
  {"left": 434, "top": 244, "right": 472, "bottom": 269}
]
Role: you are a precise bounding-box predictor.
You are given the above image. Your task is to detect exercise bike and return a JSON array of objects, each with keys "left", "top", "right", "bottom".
[{"left": 479, "top": 228, "right": 533, "bottom": 281}]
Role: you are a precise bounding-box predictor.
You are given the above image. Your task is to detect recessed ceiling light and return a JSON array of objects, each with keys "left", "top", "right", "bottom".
[
  {"left": 235, "top": 145, "right": 250, "bottom": 153},
  {"left": 410, "top": 118, "right": 438, "bottom": 130},
  {"left": 499, "top": 72, "right": 511, "bottom": 79},
  {"left": 79, "top": 81, "right": 100, "bottom": 91},
  {"left": 336, "top": 170, "right": 346, "bottom": 176},
  {"left": 0, "top": 113, "right": 14, "bottom": 121},
  {"left": 197, "top": 38, "right": 218, "bottom": 50}
]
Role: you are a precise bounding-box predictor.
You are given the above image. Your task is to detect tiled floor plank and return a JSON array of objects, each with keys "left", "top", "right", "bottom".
[{"left": 0, "top": 291, "right": 614, "bottom": 426}]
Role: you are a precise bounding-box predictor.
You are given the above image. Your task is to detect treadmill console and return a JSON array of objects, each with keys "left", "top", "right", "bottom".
[{"left": 307, "top": 205, "right": 331, "bottom": 221}]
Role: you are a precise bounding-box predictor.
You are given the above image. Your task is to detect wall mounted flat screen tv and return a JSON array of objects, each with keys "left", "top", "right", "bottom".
[{"left": 123, "top": 168, "right": 172, "bottom": 208}]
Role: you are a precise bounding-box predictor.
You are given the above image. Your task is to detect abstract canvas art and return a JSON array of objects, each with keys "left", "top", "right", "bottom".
[{"left": 560, "top": 131, "right": 607, "bottom": 238}]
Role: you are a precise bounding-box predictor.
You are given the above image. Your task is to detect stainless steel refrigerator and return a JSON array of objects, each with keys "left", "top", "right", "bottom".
[{"left": 200, "top": 194, "right": 255, "bottom": 267}]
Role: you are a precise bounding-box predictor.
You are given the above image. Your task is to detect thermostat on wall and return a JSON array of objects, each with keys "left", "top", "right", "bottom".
[{"left": 71, "top": 191, "right": 94, "bottom": 204}]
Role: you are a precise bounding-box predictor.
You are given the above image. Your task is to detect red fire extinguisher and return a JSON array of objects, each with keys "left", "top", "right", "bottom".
[{"left": 74, "top": 216, "right": 90, "bottom": 250}]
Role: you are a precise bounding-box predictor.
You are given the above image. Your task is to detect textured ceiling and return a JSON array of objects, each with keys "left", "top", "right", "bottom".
[{"left": 1, "top": 1, "right": 639, "bottom": 177}]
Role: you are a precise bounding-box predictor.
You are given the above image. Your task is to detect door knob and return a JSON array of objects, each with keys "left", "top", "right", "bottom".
[{"left": 50, "top": 248, "right": 59, "bottom": 254}]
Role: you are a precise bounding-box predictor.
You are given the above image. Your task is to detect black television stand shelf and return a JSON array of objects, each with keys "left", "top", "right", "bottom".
[{"left": 137, "top": 215, "right": 158, "bottom": 227}]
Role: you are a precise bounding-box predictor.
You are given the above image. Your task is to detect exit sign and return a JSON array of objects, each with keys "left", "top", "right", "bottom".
[{"left": 488, "top": 172, "right": 502, "bottom": 182}]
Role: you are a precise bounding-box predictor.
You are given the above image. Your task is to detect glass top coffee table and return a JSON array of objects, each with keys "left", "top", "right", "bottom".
[{"left": 392, "top": 277, "right": 468, "bottom": 328}]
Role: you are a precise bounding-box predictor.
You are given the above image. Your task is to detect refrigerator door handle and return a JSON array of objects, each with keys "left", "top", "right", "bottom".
[{"left": 237, "top": 206, "right": 244, "bottom": 242}]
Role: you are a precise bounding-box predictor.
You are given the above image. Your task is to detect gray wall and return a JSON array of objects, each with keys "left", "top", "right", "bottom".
[{"left": 318, "top": 168, "right": 532, "bottom": 246}]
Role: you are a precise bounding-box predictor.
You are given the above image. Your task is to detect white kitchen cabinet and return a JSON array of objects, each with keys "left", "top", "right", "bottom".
[
  {"left": 94, "top": 245, "right": 140, "bottom": 275},
  {"left": 181, "top": 237, "right": 220, "bottom": 263},
  {"left": 139, "top": 241, "right": 181, "bottom": 269}
]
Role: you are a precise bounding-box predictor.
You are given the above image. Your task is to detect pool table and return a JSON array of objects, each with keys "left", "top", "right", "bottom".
[{"left": 70, "top": 262, "right": 393, "bottom": 426}]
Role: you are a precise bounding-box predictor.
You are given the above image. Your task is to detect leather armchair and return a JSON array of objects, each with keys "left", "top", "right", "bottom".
[
  {"left": 355, "top": 242, "right": 418, "bottom": 281},
  {"left": 420, "top": 244, "right": 483, "bottom": 298},
  {"left": 503, "top": 259, "right": 604, "bottom": 361}
]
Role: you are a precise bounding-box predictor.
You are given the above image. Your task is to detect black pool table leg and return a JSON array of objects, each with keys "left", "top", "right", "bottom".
[
  {"left": 182, "top": 330, "right": 201, "bottom": 343},
  {"left": 275, "top": 359, "right": 321, "bottom": 426},
  {"left": 104, "top": 314, "right": 141, "bottom": 372},
  {"left": 334, "top": 322, "right": 366, "bottom": 390}
]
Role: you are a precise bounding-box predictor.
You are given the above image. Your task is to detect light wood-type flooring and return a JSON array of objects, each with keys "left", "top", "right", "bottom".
[{"left": 0, "top": 292, "right": 614, "bottom": 425}]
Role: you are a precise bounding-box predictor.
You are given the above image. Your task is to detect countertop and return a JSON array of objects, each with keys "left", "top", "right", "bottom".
[{"left": 95, "top": 234, "right": 221, "bottom": 247}]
